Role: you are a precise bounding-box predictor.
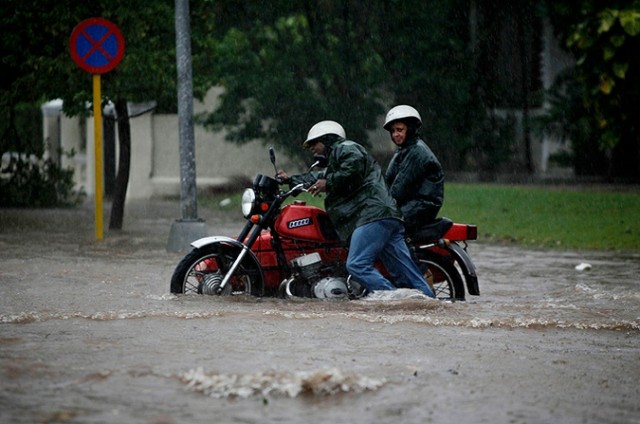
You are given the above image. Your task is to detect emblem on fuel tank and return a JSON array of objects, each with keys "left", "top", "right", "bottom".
[{"left": 288, "top": 217, "right": 312, "bottom": 229}]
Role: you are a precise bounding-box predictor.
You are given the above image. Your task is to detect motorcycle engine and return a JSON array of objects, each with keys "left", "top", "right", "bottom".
[
  {"left": 292, "top": 252, "right": 323, "bottom": 281},
  {"left": 283, "top": 253, "right": 349, "bottom": 299},
  {"left": 313, "top": 276, "right": 349, "bottom": 299}
]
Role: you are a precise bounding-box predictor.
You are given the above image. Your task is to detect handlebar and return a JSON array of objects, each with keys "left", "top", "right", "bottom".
[{"left": 281, "top": 183, "right": 306, "bottom": 198}]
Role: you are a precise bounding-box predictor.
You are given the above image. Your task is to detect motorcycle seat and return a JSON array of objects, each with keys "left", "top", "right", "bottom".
[{"left": 409, "top": 217, "right": 453, "bottom": 243}]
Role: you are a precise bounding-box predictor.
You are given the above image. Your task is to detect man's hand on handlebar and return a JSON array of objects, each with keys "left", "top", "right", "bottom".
[
  {"left": 308, "top": 179, "right": 326, "bottom": 197},
  {"left": 276, "top": 170, "right": 325, "bottom": 197},
  {"left": 276, "top": 170, "right": 289, "bottom": 184}
]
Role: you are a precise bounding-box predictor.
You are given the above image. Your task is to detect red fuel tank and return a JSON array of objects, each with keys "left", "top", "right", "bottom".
[{"left": 274, "top": 202, "right": 340, "bottom": 242}]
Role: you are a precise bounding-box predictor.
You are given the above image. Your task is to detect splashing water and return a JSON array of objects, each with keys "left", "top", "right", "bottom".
[{"left": 178, "top": 367, "right": 386, "bottom": 398}]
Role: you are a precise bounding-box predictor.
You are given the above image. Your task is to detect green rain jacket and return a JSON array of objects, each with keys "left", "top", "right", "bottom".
[
  {"left": 290, "top": 138, "right": 402, "bottom": 241},
  {"left": 385, "top": 136, "right": 444, "bottom": 230}
]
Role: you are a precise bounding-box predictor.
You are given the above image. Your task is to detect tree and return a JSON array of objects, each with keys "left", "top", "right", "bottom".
[
  {"left": 543, "top": 0, "right": 640, "bottom": 178},
  {"left": 1, "top": 2, "right": 89, "bottom": 206},
  {"left": 195, "top": 0, "right": 486, "bottom": 174},
  {"left": 196, "top": 1, "right": 387, "bottom": 164},
  {"left": 376, "top": 0, "right": 479, "bottom": 171},
  {"left": 1, "top": 0, "right": 215, "bottom": 224}
]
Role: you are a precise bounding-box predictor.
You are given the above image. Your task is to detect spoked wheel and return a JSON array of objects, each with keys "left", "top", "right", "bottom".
[
  {"left": 414, "top": 251, "right": 465, "bottom": 301},
  {"left": 170, "top": 244, "right": 263, "bottom": 297}
]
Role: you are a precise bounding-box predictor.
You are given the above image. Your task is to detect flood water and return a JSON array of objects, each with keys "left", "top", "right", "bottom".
[{"left": 0, "top": 202, "right": 638, "bottom": 423}]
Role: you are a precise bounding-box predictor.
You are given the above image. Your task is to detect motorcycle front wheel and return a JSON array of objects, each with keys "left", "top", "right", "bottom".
[
  {"left": 414, "top": 251, "right": 465, "bottom": 301},
  {"left": 170, "top": 244, "right": 264, "bottom": 297}
]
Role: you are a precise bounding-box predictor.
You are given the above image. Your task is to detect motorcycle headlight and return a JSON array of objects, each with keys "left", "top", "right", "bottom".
[{"left": 241, "top": 188, "right": 256, "bottom": 218}]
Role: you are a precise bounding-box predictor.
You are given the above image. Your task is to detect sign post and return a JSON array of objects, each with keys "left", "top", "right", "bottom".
[
  {"left": 92, "top": 74, "right": 104, "bottom": 239},
  {"left": 69, "top": 18, "right": 125, "bottom": 240}
]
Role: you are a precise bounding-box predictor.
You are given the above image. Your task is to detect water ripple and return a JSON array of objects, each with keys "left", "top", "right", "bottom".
[{"left": 2, "top": 309, "right": 638, "bottom": 331}]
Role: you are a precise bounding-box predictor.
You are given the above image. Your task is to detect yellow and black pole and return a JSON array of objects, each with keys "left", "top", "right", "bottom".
[
  {"left": 69, "top": 17, "right": 124, "bottom": 240},
  {"left": 92, "top": 74, "right": 104, "bottom": 240}
]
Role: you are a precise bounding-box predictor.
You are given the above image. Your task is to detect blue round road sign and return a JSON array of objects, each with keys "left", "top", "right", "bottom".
[{"left": 70, "top": 18, "right": 125, "bottom": 74}]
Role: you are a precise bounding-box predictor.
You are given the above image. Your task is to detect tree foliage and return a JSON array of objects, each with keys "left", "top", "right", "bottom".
[
  {"left": 195, "top": 0, "right": 534, "bottom": 174},
  {"left": 0, "top": 152, "right": 81, "bottom": 207},
  {"left": 543, "top": 0, "right": 640, "bottom": 177},
  {"left": 196, "top": 1, "right": 387, "bottom": 163},
  {"left": 201, "top": 0, "right": 640, "bottom": 178},
  {"left": 2, "top": 0, "right": 479, "bottom": 175},
  {"left": 1, "top": 0, "right": 215, "bottom": 116},
  {"left": 377, "top": 0, "right": 478, "bottom": 170},
  {"left": 195, "top": 1, "right": 479, "bottom": 168},
  {"left": 2, "top": 0, "right": 638, "bottom": 205},
  {"left": 0, "top": 0, "right": 215, "bottom": 213}
]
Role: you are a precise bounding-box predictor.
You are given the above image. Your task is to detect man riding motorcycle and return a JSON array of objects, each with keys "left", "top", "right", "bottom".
[{"left": 278, "top": 120, "right": 435, "bottom": 299}]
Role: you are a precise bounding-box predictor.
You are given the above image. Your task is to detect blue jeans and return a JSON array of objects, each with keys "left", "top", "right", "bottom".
[{"left": 346, "top": 219, "right": 435, "bottom": 298}]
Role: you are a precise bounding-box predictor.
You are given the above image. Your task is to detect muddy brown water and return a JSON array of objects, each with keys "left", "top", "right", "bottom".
[{"left": 1, "top": 200, "right": 638, "bottom": 424}]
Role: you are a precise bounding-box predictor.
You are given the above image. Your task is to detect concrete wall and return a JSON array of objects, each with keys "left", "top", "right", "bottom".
[{"left": 43, "top": 88, "right": 301, "bottom": 199}]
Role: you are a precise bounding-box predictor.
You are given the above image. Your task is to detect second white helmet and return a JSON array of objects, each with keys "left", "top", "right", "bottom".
[
  {"left": 303, "top": 120, "right": 346, "bottom": 148},
  {"left": 383, "top": 105, "right": 422, "bottom": 131}
]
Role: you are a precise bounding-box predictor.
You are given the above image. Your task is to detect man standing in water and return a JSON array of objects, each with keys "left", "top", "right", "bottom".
[{"left": 278, "top": 120, "right": 435, "bottom": 300}]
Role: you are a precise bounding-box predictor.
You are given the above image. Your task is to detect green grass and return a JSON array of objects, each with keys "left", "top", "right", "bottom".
[
  {"left": 201, "top": 184, "right": 640, "bottom": 251},
  {"left": 440, "top": 184, "right": 640, "bottom": 251}
]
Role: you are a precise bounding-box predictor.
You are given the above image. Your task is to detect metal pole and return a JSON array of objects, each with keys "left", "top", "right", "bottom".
[
  {"left": 168, "top": 0, "right": 208, "bottom": 252},
  {"left": 175, "top": 0, "right": 197, "bottom": 220}
]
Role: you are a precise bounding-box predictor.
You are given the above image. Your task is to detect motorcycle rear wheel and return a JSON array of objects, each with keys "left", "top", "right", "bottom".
[
  {"left": 170, "top": 245, "right": 263, "bottom": 296},
  {"left": 414, "top": 251, "right": 465, "bottom": 301}
]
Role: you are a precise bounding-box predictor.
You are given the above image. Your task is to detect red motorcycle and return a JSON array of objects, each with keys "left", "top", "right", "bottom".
[{"left": 170, "top": 148, "right": 479, "bottom": 301}]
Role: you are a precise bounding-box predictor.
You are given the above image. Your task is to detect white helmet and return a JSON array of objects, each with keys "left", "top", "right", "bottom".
[
  {"left": 303, "top": 120, "right": 346, "bottom": 148},
  {"left": 383, "top": 105, "right": 422, "bottom": 131}
]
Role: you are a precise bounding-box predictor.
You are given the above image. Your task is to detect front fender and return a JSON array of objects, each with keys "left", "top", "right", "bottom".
[{"left": 191, "top": 235, "right": 243, "bottom": 249}]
